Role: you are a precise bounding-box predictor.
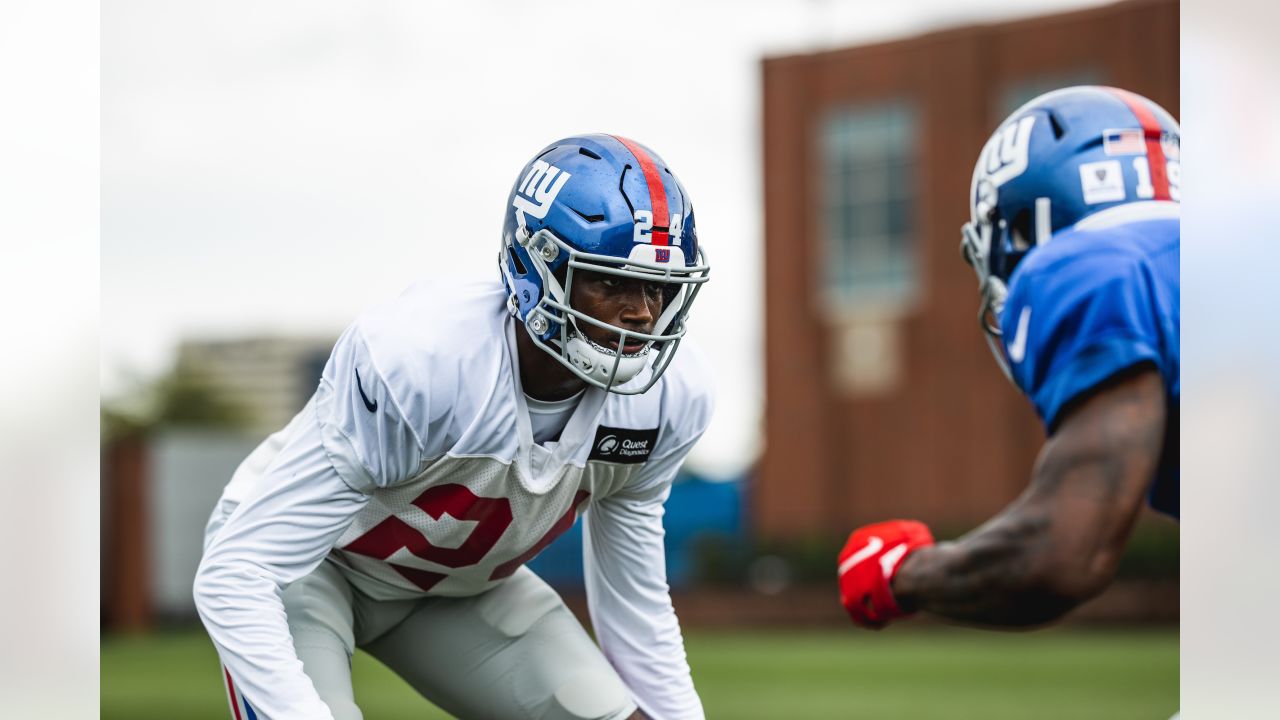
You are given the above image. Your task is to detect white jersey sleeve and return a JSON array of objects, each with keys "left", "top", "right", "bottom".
[
  {"left": 196, "top": 312, "right": 433, "bottom": 719},
  {"left": 315, "top": 321, "right": 428, "bottom": 491},
  {"left": 194, "top": 401, "right": 370, "bottom": 720},
  {"left": 582, "top": 344, "right": 716, "bottom": 720}
]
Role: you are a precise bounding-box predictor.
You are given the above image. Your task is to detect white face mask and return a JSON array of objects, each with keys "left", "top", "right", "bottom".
[
  {"left": 563, "top": 323, "right": 654, "bottom": 388},
  {"left": 508, "top": 228, "right": 710, "bottom": 394},
  {"left": 960, "top": 191, "right": 1013, "bottom": 383}
]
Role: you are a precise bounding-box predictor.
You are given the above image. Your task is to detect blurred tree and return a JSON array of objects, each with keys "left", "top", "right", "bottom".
[
  {"left": 101, "top": 367, "right": 250, "bottom": 443},
  {"left": 151, "top": 369, "right": 249, "bottom": 428}
]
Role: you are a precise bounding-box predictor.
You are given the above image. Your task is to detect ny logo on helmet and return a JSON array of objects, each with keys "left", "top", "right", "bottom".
[
  {"left": 979, "top": 115, "right": 1036, "bottom": 188},
  {"left": 512, "top": 160, "right": 571, "bottom": 227}
]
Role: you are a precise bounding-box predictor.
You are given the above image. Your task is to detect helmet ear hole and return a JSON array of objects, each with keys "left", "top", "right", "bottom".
[
  {"left": 510, "top": 246, "right": 529, "bottom": 276},
  {"left": 1048, "top": 111, "right": 1066, "bottom": 140},
  {"left": 1009, "top": 208, "right": 1033, "bottom": 251}
]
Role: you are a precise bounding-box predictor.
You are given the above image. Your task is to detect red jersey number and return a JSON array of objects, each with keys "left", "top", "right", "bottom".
[{"left": 343, "top": 484, "right": 588, "bottom": 592}]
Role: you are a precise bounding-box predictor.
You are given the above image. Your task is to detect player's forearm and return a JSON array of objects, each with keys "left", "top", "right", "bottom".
[
  {"left": 194, "top": 560, "right": 337, "bottom": 719},
  {"left": 584, "top": 497, "right": 705, "bottom": 719},
  {"left": 890, "top": 506, "right": 1079, "bottom": 626},
  {"left": 586, "top": 585, "right": 705, "bottom": 718},
  {"left": 891, "top": 373, "right": 1165, "bottom": 627}
]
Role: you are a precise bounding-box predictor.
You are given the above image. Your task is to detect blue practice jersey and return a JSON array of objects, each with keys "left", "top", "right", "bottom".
[{"left": 1001, "top": 207, "right": 1180, "bottom": 517}]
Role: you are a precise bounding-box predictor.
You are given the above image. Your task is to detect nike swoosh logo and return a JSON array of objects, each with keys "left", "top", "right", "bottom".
[
  {"left": 1007, "top": 306, "right": 1031, "bottom": 364},
  {"left": 355, "top": 367, "right": 378, "bottom": 413},
  {"left": 838, "top": 536, "right": 883, "bottom": 577},
  {"left": 879, "top": 543, "right": 909, "bottom": 580}
]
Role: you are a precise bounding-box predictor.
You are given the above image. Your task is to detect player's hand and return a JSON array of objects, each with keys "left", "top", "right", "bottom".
[{"left": 837, "top": 520, "right": 934, "bottom": 629}]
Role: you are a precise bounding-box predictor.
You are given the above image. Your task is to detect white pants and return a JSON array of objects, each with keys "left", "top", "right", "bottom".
[{"left": 280, "top": 559, "right": 637, "bottom": 720}]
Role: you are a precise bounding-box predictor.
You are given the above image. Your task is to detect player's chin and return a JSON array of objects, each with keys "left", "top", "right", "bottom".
[
  {"left": 582, "top": 330, "right": 653, "bottom": 357},
  {"left": 610, "top": 340, "right": 651, "bottom": 357}
]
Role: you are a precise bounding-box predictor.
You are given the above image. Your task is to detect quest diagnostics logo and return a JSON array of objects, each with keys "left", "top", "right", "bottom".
[
  {"left": 589, "top": 426, "right": 660, "bottom": 465},
  {"left": 596, "top": 435, "right": 620, "bottom": 455}
]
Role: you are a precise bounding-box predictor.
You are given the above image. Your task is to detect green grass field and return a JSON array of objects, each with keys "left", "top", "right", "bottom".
[{"left": 102, "top": 626, "right": 1177, "bottom": 719}]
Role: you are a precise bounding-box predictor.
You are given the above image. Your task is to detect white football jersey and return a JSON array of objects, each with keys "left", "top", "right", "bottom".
[{"left": 195, "top": 280, "right": 715, "bottom": 720}]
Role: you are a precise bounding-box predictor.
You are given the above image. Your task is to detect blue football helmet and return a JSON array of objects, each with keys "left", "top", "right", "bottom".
[
  {"left": 960, "top": 85, "right": 1180, "bottom": 377},
  {"left": 499, "top": 134, "right": 709, "bottom": 394}
]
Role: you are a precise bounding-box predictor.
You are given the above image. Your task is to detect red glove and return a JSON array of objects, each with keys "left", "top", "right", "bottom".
[{"left": 837, "top": 520, "right": 935, "bottom": 628}]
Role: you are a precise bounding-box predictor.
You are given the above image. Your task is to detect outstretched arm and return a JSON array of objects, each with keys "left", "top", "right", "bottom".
[
  {"left": 584, "top": 484, "right": 701, "bottom": 719},
  {"left": 889, "top": 367, "right": 1167, "bottom": 627},
  {"left": 195, "top": 408, "right": 370, "bottom": 720}
]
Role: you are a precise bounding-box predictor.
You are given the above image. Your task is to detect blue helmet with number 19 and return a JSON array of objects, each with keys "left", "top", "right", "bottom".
[
  {"left": 499, "top": 134, "right": 710, "bottom": 394},
  {"left": 960, "top": 85, "right": 1180, "bottom": 377}
]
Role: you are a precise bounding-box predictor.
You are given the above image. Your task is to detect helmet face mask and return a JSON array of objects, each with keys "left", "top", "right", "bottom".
[
  {"left": 958, "top": 86, "right": 1181, "bottom": 379},
  {"left": 960, "top": 192, "right": 1012, "bottom": 378},
  {"left": 499, "top": 135, "right": 710, "bottom": 394}
]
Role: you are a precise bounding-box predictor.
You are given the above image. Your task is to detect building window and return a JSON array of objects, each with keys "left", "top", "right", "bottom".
[{"left": 820, "top": 101, "right": 918, "bottom": 311}]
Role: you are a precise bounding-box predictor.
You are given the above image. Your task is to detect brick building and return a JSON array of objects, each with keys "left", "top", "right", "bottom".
[{"left": 757, "top": 0, "right": 1178, "bottom": 539}]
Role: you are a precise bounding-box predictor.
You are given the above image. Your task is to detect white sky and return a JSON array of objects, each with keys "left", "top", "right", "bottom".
[{"left": 102, "top": 0, "right": 1111, "bottom": 477}]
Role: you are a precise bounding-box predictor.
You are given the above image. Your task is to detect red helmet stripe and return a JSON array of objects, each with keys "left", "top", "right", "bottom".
[
  {"left": 1105, "top": 87, "right": 1171, "bottom": 200},
  {"left": 612, "top": 135, "right": 671, "bottom": 246}
]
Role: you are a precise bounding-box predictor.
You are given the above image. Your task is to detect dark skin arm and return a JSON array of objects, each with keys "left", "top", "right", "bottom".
[{"left": 891, "top": 366, "right": 1167, "bottom": 627}]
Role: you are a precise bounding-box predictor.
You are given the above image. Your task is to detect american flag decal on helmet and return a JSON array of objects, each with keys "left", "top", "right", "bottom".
[{"left": 1102, "top": 129, "right": 1146, "bottom": 156}]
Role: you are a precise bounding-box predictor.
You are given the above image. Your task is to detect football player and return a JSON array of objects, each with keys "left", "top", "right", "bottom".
[
  {"left": 837, "top": 87, "right": 1179, "bottom": 629},
  {"left": 194, "top": 135, "right": 713, "bottom": 719}
]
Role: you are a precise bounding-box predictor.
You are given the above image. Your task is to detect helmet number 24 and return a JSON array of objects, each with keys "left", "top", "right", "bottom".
[{"left": 633, "top": 211, "right": 683, "bottom": 244}]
